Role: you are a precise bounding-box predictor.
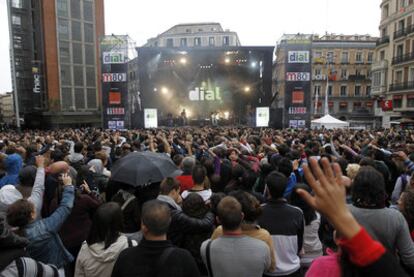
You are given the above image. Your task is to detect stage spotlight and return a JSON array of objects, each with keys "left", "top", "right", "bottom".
[
  {"left": 153, "top": 88, "right": 158, "bottom": 92},
  {"left": 244, "top": 86, "right": 251, "bottom": 92},
  {"left": 224, "top": 111, "right": 230, "bottom": 120},
  {"left": 224, "top": 57, "right": 231, "bottom": 64},
  {"left": 179, "top": 57, "right": 187, "bottom": 65},
  {"left": 251, "top": 61, "right": 257, "bottom": 68},
  {"left": 161, "top": 87, "right": 169, "bottom": 94}
]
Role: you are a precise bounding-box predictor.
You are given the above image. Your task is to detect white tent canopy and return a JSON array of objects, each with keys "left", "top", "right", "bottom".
[{"left": 311, "top": 114, "right": 349, "bottom": 129}]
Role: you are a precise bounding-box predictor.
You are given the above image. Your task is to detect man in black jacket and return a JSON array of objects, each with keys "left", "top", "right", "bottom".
[
  {"left": 156, "top": 177, "right": 214, "bottom": 246},
  {"left": 257, "top": 171, "right": 304, "bottom": 277},
  {"left": 111, "top": 200, "right": 200, "bottom": 277}
]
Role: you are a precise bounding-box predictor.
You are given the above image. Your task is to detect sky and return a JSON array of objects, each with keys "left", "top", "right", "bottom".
[{"left": 0, "top": 0, "right": 381, "bottom": 92}]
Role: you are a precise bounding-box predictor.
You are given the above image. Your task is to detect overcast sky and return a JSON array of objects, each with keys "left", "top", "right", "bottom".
[{"left": 0, "top": 0, "right": 380, "bottom": 92}]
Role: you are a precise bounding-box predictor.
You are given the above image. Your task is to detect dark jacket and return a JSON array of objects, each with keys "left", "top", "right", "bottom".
[{"left": 111, "top": 239, "right": 200, "bottom": 277}]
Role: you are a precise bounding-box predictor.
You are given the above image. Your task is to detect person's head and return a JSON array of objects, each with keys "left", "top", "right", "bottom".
[
  {"left": 210, "top": 192, "right": 226, "bottom": 215},
  {"left": 141, "top": 200, "right": 171, "bottom": 238},
  {"left": 346, "top": 164, "right": 361, "bottom": 180},
  {"left": 159, "top": 177, "right": 180, "bottom": 203},
  {"left": 290, "top": 183, "right": 316, "bottom": 225},
  {"left": 74, "top": 142, "right": 84, "bottom": 154},
  {"left": 18, "top": 165, "right": 37, "bottom": 187},
  {"left": 192, "top": 165, "right": 206, "bottom": 186},
  {"left": 51, "top": 149, "right": 65, "bottom": 162},
  {"left": 7, "top": 199, "right": 35, "bottom": 233},
  {"left": 276, "top": 158, "right": 294, "bottom": 178},
  {"left": 182, "top": 156, "right": 195, "bottom": 174},
  {"left": 400, "top": 188, "right": 414, "bottom": 231},
  {"left": 86, "top": 202, "right": 123, "bottom": 249},
  {"left": 229, "top": 190, "right": 261, "bottom": 223},
  {"left": 217, "top": 196, "right": 244, "bottom": 232},
  {"left": 94, "top": 151, "right": 108, "bottom": 167},
  {"left": 173, "top": 154, "right": 184, "bottom": 167},
  {"left": 182, "top": 193, "right": 208, "bottom": 218},
  {"left": 265, "top": 171, "right": 288, "bottom": 199},
  {"left": 352, "top": 166, "right": 386, "bottom": 208}
]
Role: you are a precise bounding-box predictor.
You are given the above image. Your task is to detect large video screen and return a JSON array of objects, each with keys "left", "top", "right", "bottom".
[{"left": 137, "top": 47, "right": 273, "bottom": 125}]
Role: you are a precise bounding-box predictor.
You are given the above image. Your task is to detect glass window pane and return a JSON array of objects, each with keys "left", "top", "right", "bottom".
[
  {"left": 87, "top": 88, "right": 97, "bottom": 109},
  {"left": 12, "top": 15, "right": 21, "bottom": 25},
  {"left": 61, "top": 87, "right": 73, "bottom": 109},
  {"left": 72, "top": 42, "right": 83, "bottom": 64},
  {"left": 70, "top": 0, "right": 81, "bottom": 19},
  {"left": 12, "top": 0, "right": 22, "bottom": 8},
  {"left": 73, "top": 66, "right": 84, "bottom": 86},
  {"left": 57, "top": 0, "right": 68, "bottom": 17},
  {"left": 59, "top": 41, "right": 70, "bottom": 63},
  {"left": 83, "top": 1, "right": 93, "bottom": 21},
  {"left": 85, "top": 44, "right": 95, "bottom": 65},
  {"left": 86, "top": 67, "right": 95, "bottom": 87},
  {"left": 75, "top": 88, "right": 85, "bottom": 110},
  {"left": 84, "top": 23, "right": 94, "bottom": 43},
  {"left": 58, "top": 19, "right": 69, "bottom": 40},
  {"left": 60, "top": 65, "right": 72, "bottom": 86},
  {"left": 72, "top": 21, "right": 82, "bottom": 41}
]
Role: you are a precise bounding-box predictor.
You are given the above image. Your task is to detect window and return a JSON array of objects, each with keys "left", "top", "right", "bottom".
[
  {"left": 223, "top": 36, "right": 230, "bottom": 46},
  {"left": 71, "top": 21, "right": 82, "bottom": 41},
  {"left": 186, "top": 28, "right": 191, "bottom": 33},
  {"left": 83, "top": 0, "right": 93, "bottom": 22},
  {"left": 166, "top": 38, "right": 173, "bottom": 47},
  {"left": 57, "top": 0, "right": 68, "bottom": 17},
  {"left": 58, "top": 19, "right": 69, "bottom": 40},
  {"left": 194, "top": 37, "right": 201, "bottom": 46},
  {"left": 70, "top": 0, "right": 81, "bottom": 19},
  {"left": 356, "top": 52, "right": 363, "bottom": 63},
  {"left": 380, "top": 50, "right": 385, "bottom": 60},
  {"left": 341, "top": 69, "right": 347, "bottom": 79},
  {"left": 314, "top": 51, "right": 322, "bottom": 58},
  {"left": 353, "top": 102, "right": 362, "bottom": 111},
  {"left": 340, "top": 85, "right": 347, "bottom": 96},
  {"left": 327, "top": 51, "right": 334, "bottom": 63},
  {"left": 12, "top": 15, "right": 21, "bottom": 25},
  {"left": 12, "top": 0, "right": 22, "bottom": 8},
  {"left": 86, "top": 67, "right": 95, "bottom": 87},
  {"left": 180, "top": 38, "right": 187, "bottom": 46},
  {"left": 396, "top": 70, "right": 403, "bottom": 83},
  {"left": 72, "top": 42, "right": 83, "bottom": 64},
  {"left": 397, "top": 44, "right": 404, "bottom": 57},
  {"left": 315, "top": 68, "right": 321, "bottom": 75},
  {"left": 84, "top": 44, "right": 94, "bottom": 65},
  {"left": 61, "top": 88, "right": 73, "bottom": 110},
  {"left": 209, "top": 37, "right": 215, "bottom": 46},
  {"left": 314, "top": 85, "right": 321, "bottom": 96},
  {"left": 60, "top": 65, "right": 71, "bottom": 86},
  {"left": 59, "top": 41, "right": 70, "bottom": 63},
  {"left": 341, "top": 52, "right": 349, "bottom": 63},
  {"left": 339, "top": 102, "right": 348, "bottom": 112},
  {"left": 73, "top": 66, "right": 84, "bottom": 86},
  {"left": 355, "top": 85, "right": 361, "bottom": 96},
  {"left": 74, "top": 88, "right": 85, "bottom": 110},
  {"left": 394, "top": 96, "right": 403, "bottom": 108},
  {"left": 366, "top": 86, "right": 371, "bottom": 96},
  {"left": 382, "top": 4, "right": 389, "bottom": 18},
  {"left": 326, "top": 85, "right": 332, "bottom": 96},
  {"left": 408, "top": 95, "right": 414, "bottom": 107},
  {"left": 368, "top": 52, "right": 373, "bottom": 63},
  {"left": 84, "top": 23, "right": 94, "bottom": 43},
  {"left": 410, "top": 68, "right": 414, "bottom": 81},
  {"left": 373, "top": 72, "right": 381, "bottom": 86},
  {"left": 87, "top": 88, "right": 97, "bottom": 109}
]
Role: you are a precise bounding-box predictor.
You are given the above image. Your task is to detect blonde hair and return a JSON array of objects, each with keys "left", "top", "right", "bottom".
[{"left": 346, "top": 163, "right": 361, "bottom": 180}]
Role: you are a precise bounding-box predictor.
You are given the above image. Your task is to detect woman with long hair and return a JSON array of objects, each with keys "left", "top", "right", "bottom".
[{"left": 74, "top": 202, "right": 137, "bottom": 277}]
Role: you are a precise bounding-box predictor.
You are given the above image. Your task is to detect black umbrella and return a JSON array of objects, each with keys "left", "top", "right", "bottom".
[{"left": 110, "top": 151, "right": 179, "bottom": 187}]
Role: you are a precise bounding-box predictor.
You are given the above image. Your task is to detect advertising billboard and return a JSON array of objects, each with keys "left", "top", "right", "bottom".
[{"left": 256, "top": 107, "right": 269, "bottom": 127}]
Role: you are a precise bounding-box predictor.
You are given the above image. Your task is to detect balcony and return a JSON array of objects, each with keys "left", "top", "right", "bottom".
[
  {"left": 394, "top": 28, "right": 407, "bottom": 40},
  {"left": 371, "top": 60, "right": 388, "bottom": 71},
  {"left": 407, "top": 24, "right": 414, "bottom": 35},
  {"left": 389, "top": 81, "right": 414, "bottom": 91},
  {"left": 376, "top": 36, "right": 390, "bottom": 46},
  {"left": 392, "top": 52, "right": 414, "bottom": 65},
  {"left": 348, "top": 74, "right": 368, "bottom": 81}
]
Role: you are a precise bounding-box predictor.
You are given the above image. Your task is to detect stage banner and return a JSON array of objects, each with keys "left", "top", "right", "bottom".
[
  {"left": 256, "top": 107, "right": 269, "bottom": 127},
  {"left": 144, "top": 109, "right": 158, "bottom": 128}
]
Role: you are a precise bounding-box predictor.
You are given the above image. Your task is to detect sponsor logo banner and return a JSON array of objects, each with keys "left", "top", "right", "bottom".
[
  {"left": 286, "top": 72, "right": 310, "bottom": 81},
  {"left": 102, "top": 73, "right": 127, "bottom": 82},
  {"left": 288, "top": 51, "right": 310, "bottom": 63}
]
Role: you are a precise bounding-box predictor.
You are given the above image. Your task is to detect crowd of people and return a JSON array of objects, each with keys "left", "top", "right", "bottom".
[{"left": 0, "top": 126, "right": 414, "bottom": 276}]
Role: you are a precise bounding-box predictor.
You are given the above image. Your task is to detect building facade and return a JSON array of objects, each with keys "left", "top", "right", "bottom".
[
  {"left": 7, "top": 0, "right": 104, "bottom": 128},
  {"left": 274, "top": 34, "right": 378, "bottom": 128},
  {"left": 372, "top": 0, "right": 414, "bottom": 127},
  {"left": 144, "top": 23, "right": 241, "bottom": 47},
  {"left": 311, "top": 34, "right": 378, "bottom": 128},
  {"left": 0, "top": 92, "right": 15, "bottom": 124}
]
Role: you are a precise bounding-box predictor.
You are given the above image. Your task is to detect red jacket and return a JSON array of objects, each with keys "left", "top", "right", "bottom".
[{"left": 176, "top": 175, "right": 194, "bottom": 193}]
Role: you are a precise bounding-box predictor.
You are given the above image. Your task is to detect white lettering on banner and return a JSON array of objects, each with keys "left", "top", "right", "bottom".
[
  {"left": 288, "top": 51, "right": 310, "bottom": 63},
  {"left": 189, "top": 87, "right": 222, "bottom": 101},
  {"left": 33, "top": 74, "right": 41, "bottom": 93},
  {"left": 288, "top": 107, "right": 307, "bottom": 114},
  {"left": 286, "top": 72, "right": 310, "bottom": 81},
  {"left": 102, "top": 52, "right": 127, "bottom": 64},
  {"left": 107, "top": 107, "right": 125, "bottom": 115},
  {"left": 102, "top": 73, "right": 127, "bottom": 82}
]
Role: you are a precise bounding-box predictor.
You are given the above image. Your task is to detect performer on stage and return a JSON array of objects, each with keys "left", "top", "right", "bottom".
[{"left": 181, "top": 109, "right": 187, "bottom": 126}]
